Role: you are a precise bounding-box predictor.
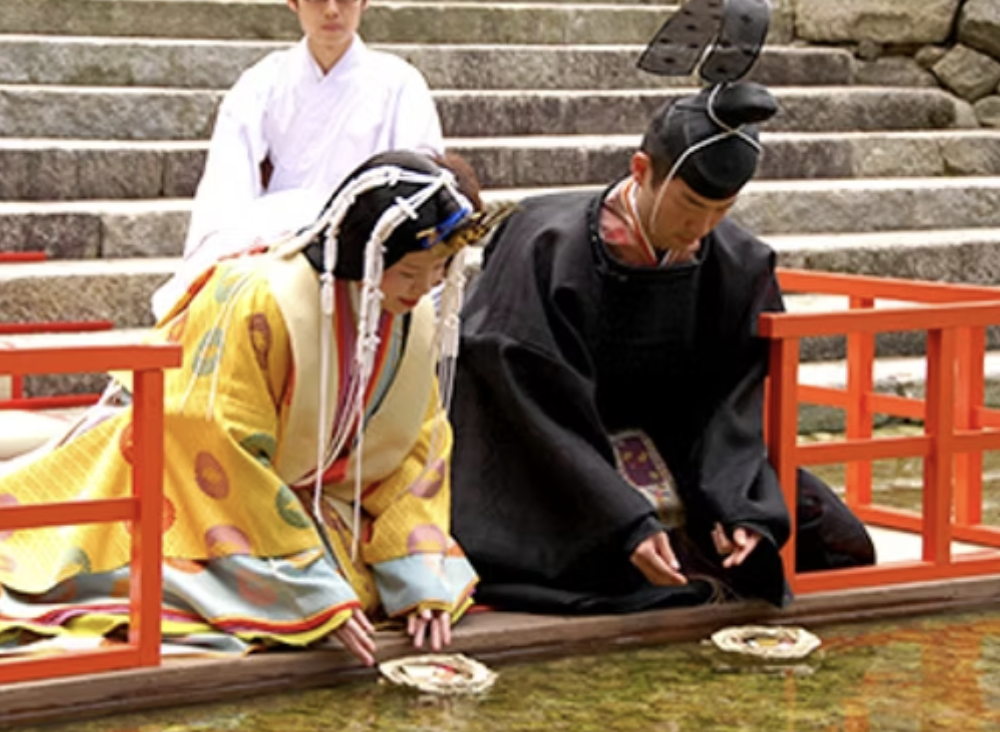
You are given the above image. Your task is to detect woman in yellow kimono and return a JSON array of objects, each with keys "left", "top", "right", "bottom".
[{"left": 0, "top": 151, "right": 504, "bottom": 666}]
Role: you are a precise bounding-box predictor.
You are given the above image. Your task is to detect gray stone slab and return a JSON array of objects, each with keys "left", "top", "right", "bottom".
[
  {"left": 977, "top": 96, "right": 1000, "bottom": 129},
  {"left": 795, "top": 0, "right": 962, "bottom": 45},
  {"left": 4, "top": 131, "right": 1000, "bottom": 201},
  {"left": 0, "top": 140, "right": 203, "bottom": 201},
  {"left": 3, "top": 85, "right": 970, "bottom": 141},
  {"left": 0, "top": 1, "right": 675, "bottom": 44},
  {"left": 0, "top": 36, "right": 284, "bottom": 90},
  {"left": 0, "top": 37, "right": 855, "bottom": 91},
  {"left": 731, "top": 178, "right": 1000, "bottom": 235},
  {"left": 456, "top": 130, "right": 1000, "bottom": 187},
  {"left": 0, "top": 259, "right": 173, "bottom": 328},
  {"left": 483, "top": 178, "right": 1000, "bottom": 235},
  {"left": 853, "top": 57, "right": 939, "bottom": 88},
  {"left": 768, "top": 228, "right": 1000, "bottom": 285},
  {"left": 0, "top": 201, "right": 191, "bottom": 258},
  {"left": 437, "top": 87, "right": 975, "bottom": 137},
  {"left": 7, "top": 179, "right": 1000, "bottom": 261},
  {"left": 0, "top": 86, "right": 220, "bottom": 141},
  {"left": 958, "top": 0, "right": 1000, "bottom": 61},
  {"left": 932, "top": 44, "right": 1000, "bottom": 103},
  {"left": 362, "top": 44, "right": 855, "bottom": 90},
  {"left": 0, "top": 211, "right": 101, "bottom": 259}
]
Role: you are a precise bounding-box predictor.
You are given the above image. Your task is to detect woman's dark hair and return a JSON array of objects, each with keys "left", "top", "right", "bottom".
[{"left": 304, "top": 150, "right": 481, "bottom": 280}]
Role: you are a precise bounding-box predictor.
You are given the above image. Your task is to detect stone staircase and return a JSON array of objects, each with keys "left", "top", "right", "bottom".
[{"left": 2, "top": 0, "right": 1000, "bottom": 417}]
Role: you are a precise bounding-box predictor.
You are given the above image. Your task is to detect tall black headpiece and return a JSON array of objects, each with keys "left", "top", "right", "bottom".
[
  {"left": 636, "top": 0, "right": 778, "bottom": 201},
  {"left": 637, "top": 0, "right": 772, "bottom": 83}
]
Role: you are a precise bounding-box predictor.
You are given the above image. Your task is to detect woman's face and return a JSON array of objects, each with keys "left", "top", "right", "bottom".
[{"left": 380, "top": 248, "right": 449, "bottom": 315}]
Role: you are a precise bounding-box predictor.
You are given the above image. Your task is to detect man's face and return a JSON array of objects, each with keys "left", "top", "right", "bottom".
[
  {"left": 287, "top": 0, "right": 367, "bottom": 64},
  {"left": 633, "top": 153, "right": 737, "bottom": 255}
]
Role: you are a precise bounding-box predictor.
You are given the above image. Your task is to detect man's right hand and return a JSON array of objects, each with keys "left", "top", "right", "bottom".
[{"left": 630, "top": 531, "right": 687, "bottom": 586}]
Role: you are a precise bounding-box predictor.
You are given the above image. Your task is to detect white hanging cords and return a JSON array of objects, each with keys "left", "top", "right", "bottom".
[
  {"left": 305, "top": 165, "right": 470, "bottom": 563},
  {"left": 418, "top": 247, "right": 468, "bottom": 483},
  {"left": 644, "top": 84, "right": 763, "bottom": 261}
]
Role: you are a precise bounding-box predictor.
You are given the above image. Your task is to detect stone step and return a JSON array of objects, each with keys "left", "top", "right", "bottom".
[
  {"left": 0, "top": 36, "right": 854, "bottom": 90},
  {"left": 0, "top": 199, "right": 191, "bottom": 259},
  {"left": 4, "top": 179, "right": 1000, "bottom": 257},
  {"left": 768, "top": 228, "right": 1000, "bottom": 286},
  {"left": 4, "top": 131, "right": 999, "bottom": 202},
  {"left": 732, "top": 177, "right": 1000, "bottom": 235},
  {"left": 454, "top": 131, "right": 1000, "bottom": 188},
  {"left": 0, "top": 257, "right": 170, "bottom": 328},
  {"left": 3, "top": 257, "right": 1000, "bottom": 395},
  {"left": 0, "top": 1, "right": 680, "bottom": 45},
  {"left": 439, "top": 86, "right": 977, "bottom": 137},
  {"left": 0, "top": 85, "right": 977, "bottom": 142},
  {"left": 485, "top": 178, "right": 1000, "bottom": 235}
]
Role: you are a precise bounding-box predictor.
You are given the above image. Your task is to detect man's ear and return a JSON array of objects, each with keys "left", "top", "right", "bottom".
[
  {"left": 286, "top": 0, "right": 299, "bottom": 12},
  {"left": 630, "top": 152, "right": 652, "bottom": 186}
]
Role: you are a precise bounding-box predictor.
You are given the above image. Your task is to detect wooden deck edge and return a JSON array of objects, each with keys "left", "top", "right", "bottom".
[{"left": 3, "top": 573, "right": 1000, "bottom": 728}]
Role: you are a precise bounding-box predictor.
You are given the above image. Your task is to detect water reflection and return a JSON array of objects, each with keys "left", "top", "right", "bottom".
[{"left": 20, "top": 609, "right": 1000, "bottom": 732}]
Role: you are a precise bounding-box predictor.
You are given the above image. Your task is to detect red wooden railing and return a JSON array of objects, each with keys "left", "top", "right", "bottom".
[
  {"left": 764, "top": 268, "right": 1000, "bottom": 595},
  {"left": 0, "top": 342, "right": 181, "bottom": 684}
]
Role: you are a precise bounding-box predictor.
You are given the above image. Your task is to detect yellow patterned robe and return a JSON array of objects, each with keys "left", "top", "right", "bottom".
[{"left": 0, "top": 251, "right": 477, "bottom": 650}]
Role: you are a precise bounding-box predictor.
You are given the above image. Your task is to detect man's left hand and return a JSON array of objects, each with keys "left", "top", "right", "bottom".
[{"left": 712, "top": 522, "right": 762, "bottom": 568}]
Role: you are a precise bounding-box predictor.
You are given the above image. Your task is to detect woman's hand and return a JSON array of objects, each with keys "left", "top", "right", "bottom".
[
  {"left": 333, "top": 608, "right": 377, "bottom": 666},
  {"left": 407, "top": 608, "right": 452, "bottom": 651}
]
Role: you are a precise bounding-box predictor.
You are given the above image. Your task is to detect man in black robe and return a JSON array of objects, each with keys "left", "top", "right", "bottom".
[{"left": 449, "top": 81, "right": 876, "bottom": 614}]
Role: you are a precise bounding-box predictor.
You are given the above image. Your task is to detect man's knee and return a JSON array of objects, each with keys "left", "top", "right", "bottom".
[{"left": 795, "top": 468, "right": 876, "bottom": 571}]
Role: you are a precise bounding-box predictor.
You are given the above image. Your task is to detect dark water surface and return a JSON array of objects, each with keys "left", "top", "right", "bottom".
[{"left": 21, "top": 608, "right": 1000, "bottom": 732}]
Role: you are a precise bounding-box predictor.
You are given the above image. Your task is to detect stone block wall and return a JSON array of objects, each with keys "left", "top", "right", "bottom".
[{"left": 794, "top": 0, "right": 1000, "bottom": 128}]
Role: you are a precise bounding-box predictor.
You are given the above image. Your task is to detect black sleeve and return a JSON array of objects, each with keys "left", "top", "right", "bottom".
[
  {"left": 455, "top": 333, "right": 662, "bottom": 567},
  {"left": 695, "top": 271, "right": 791, "bottom": 551}
]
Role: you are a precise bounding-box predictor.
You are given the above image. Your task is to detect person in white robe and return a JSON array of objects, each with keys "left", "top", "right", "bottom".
[{"left": 152, "top": 0, "right": 444, "bottom": 319}]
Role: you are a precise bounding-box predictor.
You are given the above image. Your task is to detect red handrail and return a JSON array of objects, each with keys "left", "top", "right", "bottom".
[
  {"left": 0, "top": 321, "right": 115, "bottom": 407},
  {"left": 0, "top": 342, "right": 181, "bottom": 684},
  {"left": 764, "top": 269, "right": 1000, "bottom": 594}
]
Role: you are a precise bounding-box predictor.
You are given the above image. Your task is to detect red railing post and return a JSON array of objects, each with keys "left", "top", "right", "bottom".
[
  {"left": 954, "top": 326, "right": 985, "bottom": 525},
  {"left": 847, "top": 296, "right": 875, "bottom": 508},
  {"left": 767, "top": 336, "right": 800, "bottom": 589},
  {"left": 923, "top": 327, "right": 956, "bottom": 566},
  {"left": 129, "top": 368, "right": 165, "bottom": 667}
]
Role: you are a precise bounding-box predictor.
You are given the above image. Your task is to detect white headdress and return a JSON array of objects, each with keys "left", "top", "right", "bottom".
[{"left": 272, "top": 152, "right": 513, "bottom": 560}]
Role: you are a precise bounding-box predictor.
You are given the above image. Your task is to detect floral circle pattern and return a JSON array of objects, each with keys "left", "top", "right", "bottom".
[
  {"left": 194, "top": 451, "right": 230, "bottom": 499},
  {"left": 407, "top": 524, "right": 447, "bottom": 555},
  {"left": 249, "top": 313, "right": 272, "bottom": 370},
  {"left": 205, "top": 525, "right": 252, "bottom": 558},
  {"left": 409, "top": 459, "right": 446, "bottom": 499}
]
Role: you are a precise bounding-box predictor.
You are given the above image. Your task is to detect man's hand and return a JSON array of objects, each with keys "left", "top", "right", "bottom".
[
  {"left": 711, "top": 522, "right": 762, "bottom": 568},
  {"left": 332, "top": 608, "right": 377, "bottom": 666},
  {"left": 630, "top": 531, "right": 687, "bottom": 586},
  {"left": 407, "top": 608, "right": 452, "bottom": 651}
]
